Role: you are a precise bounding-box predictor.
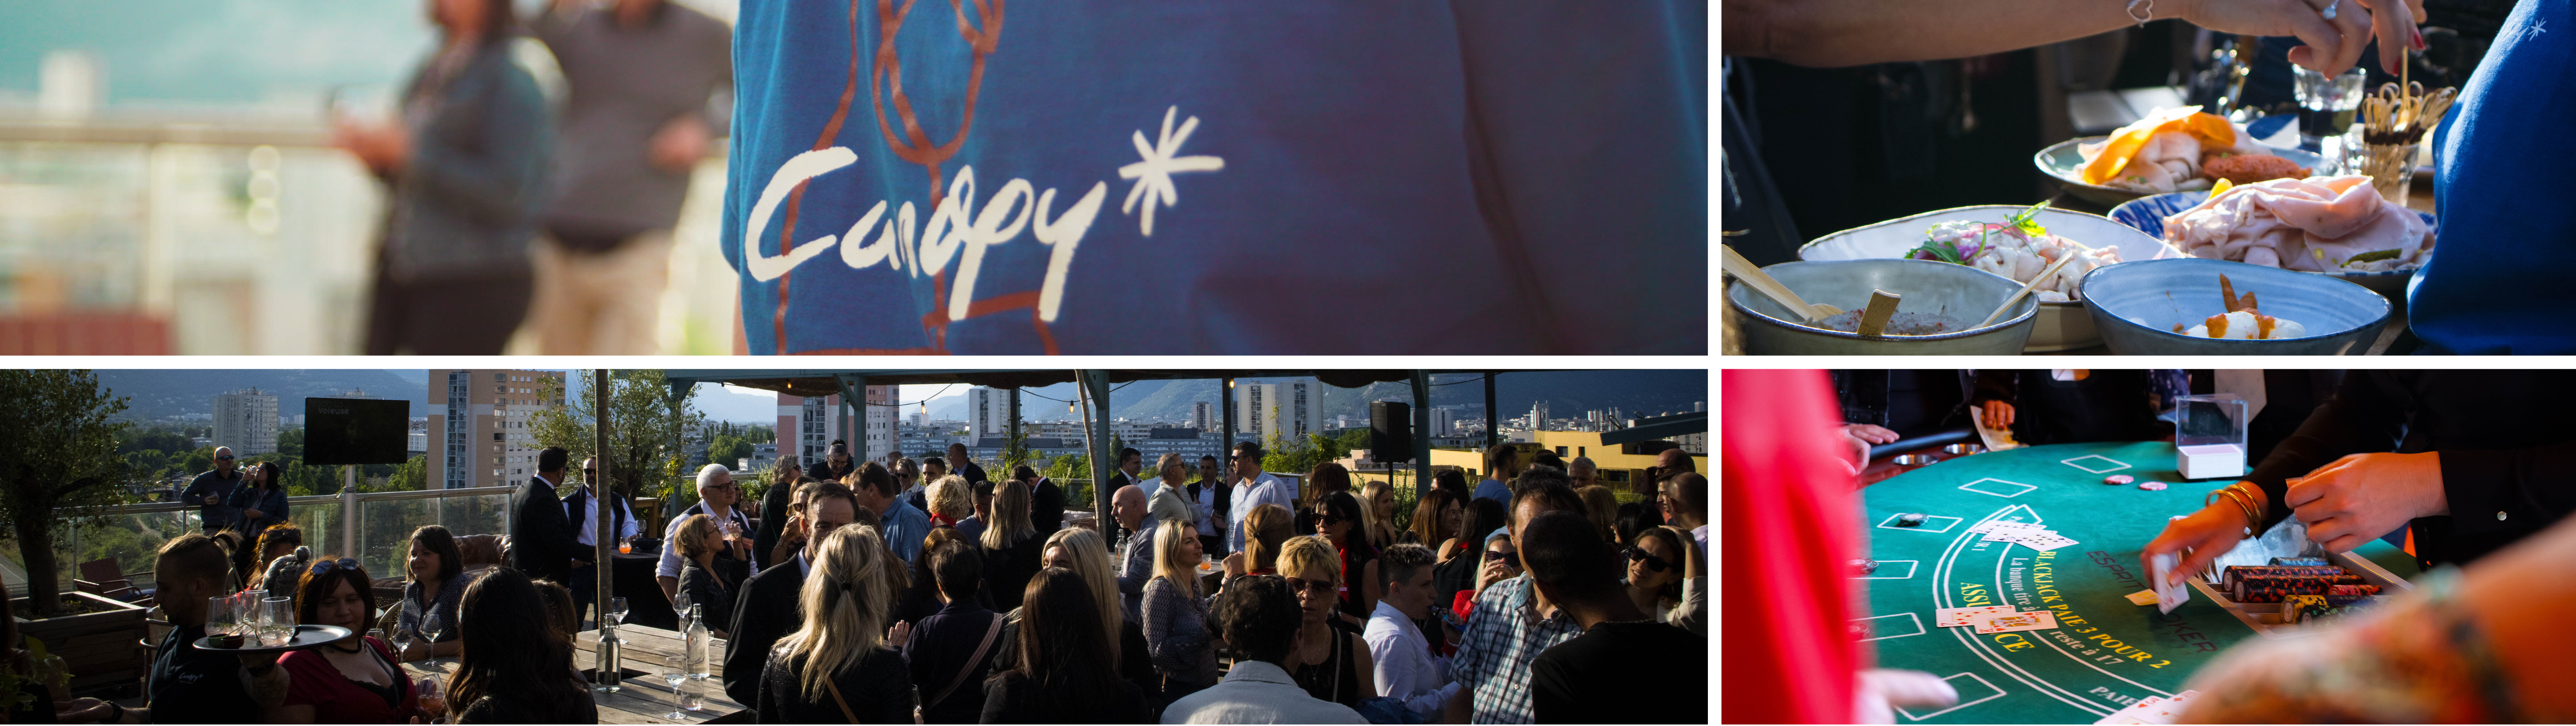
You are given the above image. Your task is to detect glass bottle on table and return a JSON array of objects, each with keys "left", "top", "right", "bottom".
[
  {"left": 683, "top": 604, "right": 711, "bottom": 680},
  {"left": 594, "top": 626, "right": 623, "bottom": 693}
]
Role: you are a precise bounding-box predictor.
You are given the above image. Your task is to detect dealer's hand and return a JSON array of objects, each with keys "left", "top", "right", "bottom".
[
  {"left": 1980, "top": 401, "right": 2016, "bottom": 431},
  {"left": 2141, "top": 497, "right": 2253, "bottom": 588},
  {"left": 2286, "top": 452, "right": 2446, "bottom": 552}
]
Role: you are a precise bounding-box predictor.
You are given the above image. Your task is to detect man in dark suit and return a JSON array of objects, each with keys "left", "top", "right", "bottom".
[
  {"left": 724, "top": 480, "right": 860, "bottom": 712},
  {"left": 510, "top": 447, "right": 579, "bottom": 585},
  {"left": 946, "top": 442, "right": 988, "bottom": 485}
]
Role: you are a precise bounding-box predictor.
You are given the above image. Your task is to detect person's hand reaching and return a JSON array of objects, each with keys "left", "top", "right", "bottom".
[
  {"left": 1840, "top": 424, "right": 1900, "bottom": 468},
  {"left": 2140, "top": 498, "right": 2252, "bottom": 589},
  {"left": 2286, "top": 452, "right": 2446, "bottom": 552},
  {"left": 2172, "top": 0, "right": 2424, "bottom": 76},
  {"left": 648, "top": 115, "right": 712, "bottom": 173},
  {"left": 1979, "top": 401, "right": 2015, "bottom": 432}
]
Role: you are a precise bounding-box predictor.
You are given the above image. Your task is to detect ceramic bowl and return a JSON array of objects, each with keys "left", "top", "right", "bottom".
[
  {"left": 2078, "top": 257, "right": 2391, "bottom": 355},
  {"left": 1727, "top": 258, "right": 2037, "bottom": 355},
  {"left": 1800, "top": 205, "right": 2183, "bottom": 352}
]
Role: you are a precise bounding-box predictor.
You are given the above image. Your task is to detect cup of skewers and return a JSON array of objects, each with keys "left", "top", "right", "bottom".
[{"left": 2350, "top": 82, "right": 2456, "bottom": 208}]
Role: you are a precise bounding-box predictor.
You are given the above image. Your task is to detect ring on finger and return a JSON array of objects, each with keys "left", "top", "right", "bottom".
[{"left": 2322, "top": 0, "right": 2339, "bottom": 20}]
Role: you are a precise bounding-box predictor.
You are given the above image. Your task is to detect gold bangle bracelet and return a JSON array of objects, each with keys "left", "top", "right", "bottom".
[{"left": 2230, "top": 482, "right": 2268, "bottom": 521}]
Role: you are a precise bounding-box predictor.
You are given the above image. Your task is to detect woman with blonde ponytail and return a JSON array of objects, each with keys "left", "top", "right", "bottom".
[{"left": 753, "top": 525, "right": 917, "bottom": 723}]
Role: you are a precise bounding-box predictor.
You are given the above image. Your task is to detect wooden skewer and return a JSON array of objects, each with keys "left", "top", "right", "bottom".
[
  {"left": 1856, "top": 290, "right": 1902, "bottom": 338},
  {"left": 1978, "top": 253, "right": 2077, "bottom": 329}
]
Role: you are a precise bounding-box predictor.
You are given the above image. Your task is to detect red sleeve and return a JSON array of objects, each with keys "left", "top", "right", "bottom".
[
  {"left": 1721, "top": 370, "right": 1863, "bottom": 724},
  {"left": 1451, "top": 590, "right": 1476, "bottom": 621}
]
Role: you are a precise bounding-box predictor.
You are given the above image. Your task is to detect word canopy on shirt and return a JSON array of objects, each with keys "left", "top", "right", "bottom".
[{"left": 739, "top": 106, "right": 1224, "bottom": 325}]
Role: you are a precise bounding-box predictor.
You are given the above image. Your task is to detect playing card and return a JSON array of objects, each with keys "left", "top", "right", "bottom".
[
  {"left": 1967, "top": 520, "right": 2044, "bottom": 535},
  {"left": 1935, "top": 605, "right": 2020, "bottom": 628},
  {"left": 2009, "top": 532, "right": 2081, "bottom": 551},
  {"left": 2150, "top": 552, "right": 2188, "bottom": 614},
  {"left": 1983, "top": 526, "right": 2052, "bottom": 543},
  {"left": 2144, "top": 690, "right": 2202, "bottom": 724},
  {"left": 2093, "top": 696, "right": 2166, "bottom": 725},
  {"left": 2123, "top": 589, "right": 2159, "bottom": 606},
  {"left": 1970, "top": 610, "right": 2058, "bottom": 634}
]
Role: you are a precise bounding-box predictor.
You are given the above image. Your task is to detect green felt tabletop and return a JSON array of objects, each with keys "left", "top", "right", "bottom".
[{"left": 1854, "top": 441, "right": 2418, "bottom": 723}]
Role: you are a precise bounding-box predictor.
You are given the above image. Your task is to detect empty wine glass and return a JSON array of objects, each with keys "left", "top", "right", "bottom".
[
  {"left": 205, "top": 595, "right": 237, "bottom": 638},
  {"left": 680, "top": 680, "right": 705, "bottom": 716},
  {"left": 261, "top": 597, "right": 295, "bottom": 647},
  {"left": 420, "top": 613, "right": 447, "bottom": 669},
  {"left": 661, "top": 656, "right": 689, "bottom": 720},
  {"left": 608, "top": 597, "right": 629, "bottom": 627}
]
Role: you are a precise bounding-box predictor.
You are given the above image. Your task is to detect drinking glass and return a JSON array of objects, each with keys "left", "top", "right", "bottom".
[
  {"left": 608, "top": 597, "right": 629, "bottom": 626},
  {"left": 415, "top": 676, "right": 446, "bottom": 722},
  {"left": 618, "top": 536, "right": 633, "bottom": 554},
  {"left": 419, "top": 614, "right": 447, "bottom": 669},
  {"left": 2294, "top": 64, "right": 2369, "bottom": 162},
  {"left": 680, "top": 680, "right": 705, "bottom": 715},
  {"left": 205, "top": 595, "right": 237, "bottom": 638},
  {"left": 662, "top": 656, "right": 690, "bottom": 720},
  {"left": 261, "top": 597, "right": 295, "bottom": 647}
]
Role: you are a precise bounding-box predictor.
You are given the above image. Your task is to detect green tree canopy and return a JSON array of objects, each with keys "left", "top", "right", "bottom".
[
  {"left": 0, "top": 370, "right": 134, "bottom": 617},
  {"left": 531, "top": 370, "right": 704, "bottom": 505}
]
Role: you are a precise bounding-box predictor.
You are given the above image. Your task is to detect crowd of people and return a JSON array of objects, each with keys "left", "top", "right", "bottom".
[{"left": 20, "top": 435, "right": 1704, "bottom": 724}]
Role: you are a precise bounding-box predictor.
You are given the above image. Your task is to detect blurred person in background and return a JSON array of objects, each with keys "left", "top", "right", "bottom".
[
  {"left": 1626, "top": 526, "right": 1704, "bottom": 636},
  {"left": 344, "top": 0, "right": 555, "bottom": 355},
  {"left": 1473, "top": 445, "right": 1520, "bottom": 505},
  {"left": 1364, "top": 543, "right": 1458, "bottom": 721},
  {"left": 527, "top": 0, "right": 730, "bottom": 355},
  {"left": 1409, "top": 488, "right": 1465, "bottom": 558},
  {"left": 1161, "top": 575, "right": 1365, "bottom": 724},
  {"left": 726, "top": 480, "right": 858, "bottom": 711}
]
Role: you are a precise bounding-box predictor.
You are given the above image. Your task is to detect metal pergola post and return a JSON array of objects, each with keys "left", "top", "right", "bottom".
[
  {"left": 837, "top": 375, "right": 865, "bottom": 463},
  {"left": 1409, "top": 371, "right": 1433, "bottom": 496},
  {"left": 1484, "top": 374, "right": 1500, "bottom": 449},
  {"left": 1220, "top": 377, "right": 1236, "bottom": 467},
  {"left": 593, "top": 369, "right": 612, "bottom": 631},
  {"left": 1007, "top": 389, "right": 1021, "bottom": 466},
  {"left": 1078, "top": 370, "right": 1115, "bottom": 529}
]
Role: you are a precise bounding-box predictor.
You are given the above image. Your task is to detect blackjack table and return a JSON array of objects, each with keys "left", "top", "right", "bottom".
[{"left": 1852, "top": 441, "right": 2421, "bottom": 723}]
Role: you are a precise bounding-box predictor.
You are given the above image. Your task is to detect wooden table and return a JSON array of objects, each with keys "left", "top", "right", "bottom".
[{"left": 400, "top": 624, "right": 744, "bottom": 724}]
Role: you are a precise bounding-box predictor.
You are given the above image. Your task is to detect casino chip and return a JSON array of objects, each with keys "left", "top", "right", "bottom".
[
  {"left": 2105, "top": 474, "right": 2135, "bottom": 485},
  {"left": 1896, "top": 513, "right": 1929, "bottom": 526},
  {"left": 1850, "top": 558, "right": 1880, "bottom": 575},
  {"left": 2138, "top": 481, "right": 2169, "bottom": 490}
]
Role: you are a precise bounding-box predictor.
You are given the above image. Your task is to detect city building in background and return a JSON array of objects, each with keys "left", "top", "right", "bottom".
[
  {"left": 1232, "top": 381, "right": 1321, "bottom": 444},
  {"left": 968, "top": 387, "right": 1011, "bottom": 441},
  {"left": 210, "top": 387, "right": 278, "bottom": 455},
  {"left": 777, "top": 386, "right": 894, "bottom": 467},
  {"left": 426, "top": 369, "right": 565, "bottom": 490},
  {"left": 1133, "top": 426, "right": 1223, "bottom": 462},
  {"left": 1189, "top": 401, "right": 1212, "bottom": 431}
]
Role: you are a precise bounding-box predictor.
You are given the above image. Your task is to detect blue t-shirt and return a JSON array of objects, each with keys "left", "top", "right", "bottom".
[
  {"left": 2409, "top": 0, "right": 2576, "bottom": 353},
  {"left": 723, "top": 2, "right": 1705, "bottom": 355}
]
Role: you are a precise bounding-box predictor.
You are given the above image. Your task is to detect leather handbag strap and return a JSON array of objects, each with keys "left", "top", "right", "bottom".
[
  {"left": 926, "top": 614, "right": 1009, "bottom": 711},
  {"left": 823, "top": 678, "right": 860, "bottom": 723}
]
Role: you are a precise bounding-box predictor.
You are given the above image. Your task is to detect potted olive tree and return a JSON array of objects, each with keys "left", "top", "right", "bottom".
[{"left": 1, "top": 369, "right": 150, "bottom": 697}]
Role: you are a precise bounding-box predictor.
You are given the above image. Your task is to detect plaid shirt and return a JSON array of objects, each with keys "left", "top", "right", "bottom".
[{"left": 1450, "top": 574, "right": 1583, "bottom": 724}]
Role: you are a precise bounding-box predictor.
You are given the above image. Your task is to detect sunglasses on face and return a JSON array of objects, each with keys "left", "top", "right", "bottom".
[
  {"left": 217, "top": 456, "right": 236, "bottom": 461},
  {"left": 1483, "top": 550, "right": 1522, "bottom": 568},
  {"left": 1623, "top": 547, "right": 1674, "bottom": 573},
  {"left": 1282, "top": 577, "right": 1336, "bottom": 596},
  {"left": 307, "top": 557, "right": 362, "bottom": 575},
  {"left": 1312, "top": 512, "right": 1343, "bottom": 526}
]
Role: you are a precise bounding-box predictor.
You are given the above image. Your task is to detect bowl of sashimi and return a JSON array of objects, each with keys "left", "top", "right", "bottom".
[
  {"left": 2033, "top": 106, "right": 2327, "bottom": 206},
  {"left": 2107, "top": 175, "right": 2435, "bottom": 307},
  {"left": 1798, "top": 201, "right": 2184, "bottom": 352}
]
